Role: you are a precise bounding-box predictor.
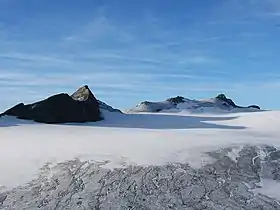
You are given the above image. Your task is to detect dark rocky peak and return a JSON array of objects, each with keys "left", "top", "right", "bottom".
[
  {"left": 2, "top": 86, "right": 102, "bottom": 124},
  {"left": 167, "top": 96, "right": 185, "bottom": 105},
  {"left": 248, "top": 105, "right": 261, "bottom": 110},
  {"left": 216, "top": 94, "right": 227, "bottom": 101},
  {"left": 71, "top": 85, "right": 98, "bottom": 103},
  {"left": 215, "top": 94, "right": 238, "bottom": 108},
  {"left": 138, "top": 101, "right": 152, "bottom": 106},
  {"left": 216, "top": 94, "right": 261, "bottom": 110}
]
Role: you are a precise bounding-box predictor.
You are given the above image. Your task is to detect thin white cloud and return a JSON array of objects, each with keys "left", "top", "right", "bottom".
[
  {"left": 0, "top": 53, "right": 72, "bottom": 64},
  {"left": 2, "top": 68, "right": 280, "bottom": 95},
  {"left": 0, "top": 70, "right": 197, "bottom": 88},
  {"left": 1, "top": 67, "right": 280, "bottom": 111},
  {"left": 64, "top": 12, "right": 134, "bottom": 44},
  {"left": 265, "top": 12, "right": 280, "bottom": 17},
  {"left": 178, "top": 56, "right": 218, "bottom": 65}
]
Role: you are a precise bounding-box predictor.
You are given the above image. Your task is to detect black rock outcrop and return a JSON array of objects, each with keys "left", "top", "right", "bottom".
[
  {"left": 2, "top": 85, "right": 101, "bottom": 124},
  {"left": 216, "top": 94, "right": 261, "bottom": 110},
  {"left": 215, "top": 94, "right": 240, "bottom": 108},
  {"left": 167, "top": 96, "right": 185, "bottom": 105},
  {"left": 248, "top": 105, "right": 261, "bottom": 110}
]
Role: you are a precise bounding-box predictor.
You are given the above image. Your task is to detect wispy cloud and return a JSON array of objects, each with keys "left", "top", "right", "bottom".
[
  {"left": 64, "top": 11, "right": 134, "bottom": 44},
  {"left": 0, "top": 53, "right": 72, "bottom": 64},
  {"left": 178, "top": 56, "right": 218, "bottom": 65},
  {"left": 1, "top": 66, "right": 280, "bottom": 111},
  {"left": 1, "top": 0, "right": 280, "bottom": 110}
]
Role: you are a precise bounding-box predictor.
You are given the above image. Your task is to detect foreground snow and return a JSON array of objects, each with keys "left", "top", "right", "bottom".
[{"left": 1, "top": 110, "right": 280, "bottom": 209}]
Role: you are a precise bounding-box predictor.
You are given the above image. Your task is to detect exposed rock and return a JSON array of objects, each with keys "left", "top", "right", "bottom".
[
  {"left": 4, "top": 103, "right": 29, "bottom": 119},
  {"left": 248, "top": 105, "right": 261, "bottom": 110},
  {"left": 3, "top": 86, "right": 101, "bottom": 124},
  {"left": 71, "top": 85, "right": 97, "bottom": 103},
  {"left": 215, "top": 94, "right": 227, "bottom": 101},
  {"left": 71, "top": 85, "right": 121, "bottom": 113},
  {"left": 1, "top": 145, "right": 280, "bottom": 209},
  {"left": 167, "top": 96, "right": 185, "bottom": 105},
  {"left": 215, "top": 94, "right": 239, "bottom": 108},
  {"left": 216, "top": 94, "right": 262, "bottom": 111},
  {"left": 133, "top": 100, "right": 175, "bottom": 113}
]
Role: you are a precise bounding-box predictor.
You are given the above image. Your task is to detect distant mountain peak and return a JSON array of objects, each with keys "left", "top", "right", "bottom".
[
  {"left": 129, "top": 94, "right": 261, "bottom": 113},
  {"left": 166, "top": 96, "right": 185, "bottom": 105},
  {"left": 216, "top": 94, "right": 227, "bottom": 101},
  {"left": 215, "top": 94, "right": 238, "bottom": 108}
]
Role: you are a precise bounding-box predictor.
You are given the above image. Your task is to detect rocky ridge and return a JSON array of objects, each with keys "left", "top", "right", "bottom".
[
  {"left": 0, "top": 85, "right": 120, "bottom": 124},
  {"left": 1, "top": 145, "right": 280, "bottom": 209},
  {"left": 130, "top": 94, "right": 261, "bottom": 113}
]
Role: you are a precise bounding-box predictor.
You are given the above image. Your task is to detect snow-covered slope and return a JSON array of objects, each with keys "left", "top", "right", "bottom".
[
  {"left": 98, "top": 100, "right": 122, "bottom": 113},
  {"left": 1, "top": 110, "right": 280, "bottom": 209},
  {"left": 129, "top": 94, "right": 261, "bottom": 114}
]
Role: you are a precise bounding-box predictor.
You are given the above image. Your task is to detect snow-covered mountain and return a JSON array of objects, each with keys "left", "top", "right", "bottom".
[
  {"left": 129, "top": 94, "right": 261, "bottom": 113},
  {"left": 98, "top": 100, "right": 122, "bottom": 113}
]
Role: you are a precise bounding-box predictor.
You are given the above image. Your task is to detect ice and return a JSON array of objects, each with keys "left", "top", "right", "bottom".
[{"left": 1, "top": 110, "right": 280, "bottom": 189}]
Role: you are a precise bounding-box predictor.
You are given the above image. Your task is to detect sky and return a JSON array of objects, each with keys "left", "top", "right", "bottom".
[{"left": 0, "top": 0, "right": 280, "bottom": 111}]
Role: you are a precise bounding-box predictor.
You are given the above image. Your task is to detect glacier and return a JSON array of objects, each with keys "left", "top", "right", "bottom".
[{"left": 1, "top": 110, "right": 280, "bottom": 209}]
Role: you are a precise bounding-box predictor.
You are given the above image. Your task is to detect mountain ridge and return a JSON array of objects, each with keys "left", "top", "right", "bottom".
[
  {"left": 0, "top": 85, "right": 121, "bottom": 123},
  {"left": 0, "top": 86, "right": 262, "bottom": 123},
  {"left": 128, "top": 93, "right": 261, "bottom": 113}
]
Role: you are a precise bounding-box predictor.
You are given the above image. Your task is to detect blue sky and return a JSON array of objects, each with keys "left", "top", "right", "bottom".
[{"left": 0, "top": 0, "right": 280, "bottom": 111}]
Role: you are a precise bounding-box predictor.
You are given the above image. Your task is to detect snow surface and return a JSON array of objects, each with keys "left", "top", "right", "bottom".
[
  {"left": 1, "top": 110, "right": 280, "bottom": 191},
  {"left": 226, "top": 146, "right": 244, "bottom": 163},
  {"left": 252, "top": 179, "right": 280, "bottom": 200}
]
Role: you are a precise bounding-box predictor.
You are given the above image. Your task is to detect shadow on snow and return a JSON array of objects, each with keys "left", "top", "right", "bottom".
[{"left": 0, "top": 113, "right": 246, "bottom": 130}]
